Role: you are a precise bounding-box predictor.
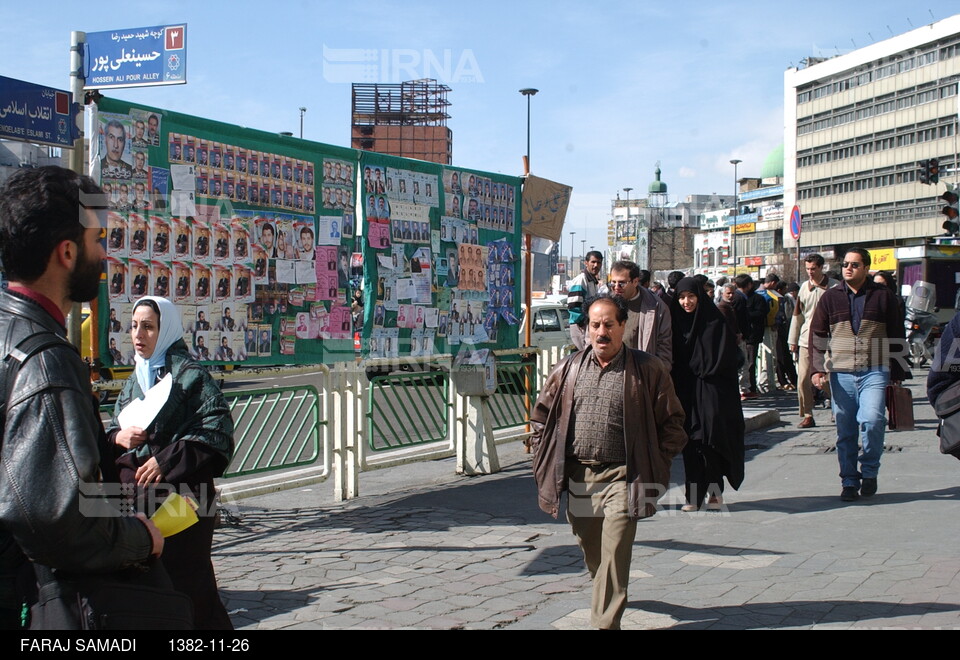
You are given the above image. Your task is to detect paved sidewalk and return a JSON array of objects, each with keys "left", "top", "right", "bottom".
[{"left": 213, "top": 375, "right": 960, "bottom": 629}]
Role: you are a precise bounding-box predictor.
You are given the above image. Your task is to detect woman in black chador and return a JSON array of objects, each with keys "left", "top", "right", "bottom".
[{"left": 669, "top": 277, "right": 745, "bottom": 511}]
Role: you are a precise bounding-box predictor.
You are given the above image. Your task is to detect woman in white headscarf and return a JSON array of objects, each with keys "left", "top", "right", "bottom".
[{"left": 106, "top": 296, "right": 235, "bottom": 629}]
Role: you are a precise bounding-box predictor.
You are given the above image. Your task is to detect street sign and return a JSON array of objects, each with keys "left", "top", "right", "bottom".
[
  {"left": 85, "top": 24, "right": 187, "bottom": 90},
  {"left": 0, "top": 75, "right": 79, "bottom": 148},
  {"left": 789, "top": 205, "right": 802, "bottom": 241}
]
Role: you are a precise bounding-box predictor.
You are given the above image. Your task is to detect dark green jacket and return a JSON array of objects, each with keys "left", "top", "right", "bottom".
[{"left": 106, "top": 341, "right": 234, "bottom": 484}]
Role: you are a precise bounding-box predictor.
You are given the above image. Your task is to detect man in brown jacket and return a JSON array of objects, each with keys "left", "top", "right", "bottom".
[{"left": 531, "top": 294, "right": 686, "bottom": 629}]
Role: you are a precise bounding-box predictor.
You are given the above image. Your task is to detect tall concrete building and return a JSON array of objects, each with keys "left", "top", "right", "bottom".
[{"left": 784, "top": 14, "right": 960, "bottom": 304}]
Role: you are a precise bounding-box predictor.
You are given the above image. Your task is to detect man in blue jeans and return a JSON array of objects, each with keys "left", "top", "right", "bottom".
[{"left": 809, "top": 248, "right": 908, "bottom": 502}]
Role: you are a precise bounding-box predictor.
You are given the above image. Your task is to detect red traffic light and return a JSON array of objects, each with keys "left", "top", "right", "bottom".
[{"left": 941, "top": 188, "right": 960, "bottom": 221}]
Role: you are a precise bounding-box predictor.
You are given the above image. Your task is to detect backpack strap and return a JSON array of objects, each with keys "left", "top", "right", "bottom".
[{"left": 1, "top": 331, "right": 68, "bottom": 424}]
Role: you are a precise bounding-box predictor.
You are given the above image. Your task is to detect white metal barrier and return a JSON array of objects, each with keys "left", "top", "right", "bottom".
[{"left": 218, "top": 345, "right": 573, "bottom": 503}]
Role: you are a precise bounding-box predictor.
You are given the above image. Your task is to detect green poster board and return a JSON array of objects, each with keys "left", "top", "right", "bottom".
[{"left": 95, "top": 97, "right": 522, "bottom": 369}]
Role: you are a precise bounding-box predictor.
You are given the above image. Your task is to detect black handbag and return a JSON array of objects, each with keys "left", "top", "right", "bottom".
[
  {"left": 934, "top": 380, "right": 960, "bottom": 458},
  {"left": 29, "top": 561, "right": 193, "bottom": 630}
]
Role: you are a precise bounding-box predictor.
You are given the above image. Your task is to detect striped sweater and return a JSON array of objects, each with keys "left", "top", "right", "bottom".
[
  {"left": 808, "top": 279, "right": 907, "bottom": 381},
  {"left": 566, "top": 270, "right": 599, "bottom": 327}
]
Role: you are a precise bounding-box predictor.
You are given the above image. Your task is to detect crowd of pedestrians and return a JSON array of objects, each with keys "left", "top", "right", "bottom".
[{"left": 550, "top": 250, "right": 928, "bottom": 627}]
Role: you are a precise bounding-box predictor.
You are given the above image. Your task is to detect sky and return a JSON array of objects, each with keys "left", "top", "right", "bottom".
[{"left": 1, "top": 1, "right": 952, "bottom": 255}]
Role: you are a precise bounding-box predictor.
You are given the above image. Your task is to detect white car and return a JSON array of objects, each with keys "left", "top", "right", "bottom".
[{"left": 519, "top": 298, "right": 572, "bottom": 349}]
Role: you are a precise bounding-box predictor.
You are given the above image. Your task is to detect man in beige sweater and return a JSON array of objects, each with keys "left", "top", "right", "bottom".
[{"left": 788, "top": 253, "right": 839, "bottom": 428}]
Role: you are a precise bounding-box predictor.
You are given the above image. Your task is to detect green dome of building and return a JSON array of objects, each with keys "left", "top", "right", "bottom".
[
  {"left": 760, "top": 143, "right": 784, "bottom": 179},
  {"left": 648, "top": 165, "right": 667, "bottom": 195}
]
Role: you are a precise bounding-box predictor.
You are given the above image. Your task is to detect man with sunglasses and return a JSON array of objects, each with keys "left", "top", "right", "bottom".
[
  {"left": 809, "top": 248, "right": 908, "bottom": 502},
  {"left": 609, "top": 260, "right": 672, "bottom": 367}
]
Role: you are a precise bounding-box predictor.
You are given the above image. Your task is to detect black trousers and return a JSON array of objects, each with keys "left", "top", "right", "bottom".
[
  {"left": 163, "top": 514, "right": 233, "bottom": 630},
  {"left": 775, "top": 323, "right": 798, "bottom": 387}
]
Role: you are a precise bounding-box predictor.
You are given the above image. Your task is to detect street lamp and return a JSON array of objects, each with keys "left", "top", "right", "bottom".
[
  {"left": 519, "top": 89, "right": 539, "bottom": 173},
  {"left": 299, "top": 107, "right": 307, "bottom": 139},
  {"left": 623, "top": 187, "right": 633, "bottom": 263},
  {"left": 580, "top": 239, "right": 586, "bottom": 265},
  {"left": 729, "top": 159, "right": 741, "bottom": 275},
  {"left": 570, "top": 231, "right": 576, "bottom": 274}
]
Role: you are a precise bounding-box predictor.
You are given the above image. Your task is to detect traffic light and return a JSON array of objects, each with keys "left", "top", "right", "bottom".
[
  {"left": 941, "top": 185, "right": 960, "bottom": 236},
  {"left": 919, "top": 158, "right": 941, "bottom": 184}
]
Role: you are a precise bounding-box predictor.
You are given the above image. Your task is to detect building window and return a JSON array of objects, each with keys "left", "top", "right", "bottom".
[
  {"left": 919, "top": 50, "right": 938, "bottom": 66},
  {"left": 896, "top": 133, "right": 915, "bottom": 147}
]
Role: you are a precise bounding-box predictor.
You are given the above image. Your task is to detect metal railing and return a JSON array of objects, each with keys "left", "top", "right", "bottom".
[
  {"left": 96, "top": 347, "right": 575, "bottom": 502},
  {"left": 488, "top": 360, "right": 536, "bottom": 430},
  {"left": 225, "top": 385, "right": 325, "bottom": 477},
  {"left": 365, "top": 369, "right": 450, "bottom": 451}
]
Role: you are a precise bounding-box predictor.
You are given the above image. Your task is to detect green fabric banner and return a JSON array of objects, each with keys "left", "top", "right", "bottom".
[{"left": 95, "top": 96, "right": 521, "bottom": 369}]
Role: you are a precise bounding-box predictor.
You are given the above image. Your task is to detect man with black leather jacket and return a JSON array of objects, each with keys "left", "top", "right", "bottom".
[{"left": 0, "top": 167, "right": 163, "bottom": 629}]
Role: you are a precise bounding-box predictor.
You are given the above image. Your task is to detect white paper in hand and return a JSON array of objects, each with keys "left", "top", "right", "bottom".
[{"left": 117, "top": 373, "right": 173, "bottom": 431}]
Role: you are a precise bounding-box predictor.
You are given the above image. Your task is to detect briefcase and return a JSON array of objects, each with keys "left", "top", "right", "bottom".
[{"left": 886, "top": 383, "right": 915, "bottom": 431}]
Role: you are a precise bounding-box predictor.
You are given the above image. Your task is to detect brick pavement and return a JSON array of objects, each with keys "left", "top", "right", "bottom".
[{"left": 213, "top": 374, "right": 960, "bottom": 629}]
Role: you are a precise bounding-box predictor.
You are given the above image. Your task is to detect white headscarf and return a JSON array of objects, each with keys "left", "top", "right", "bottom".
[{"left": 132, "top": 296, "right": 183, "bottom": 393}]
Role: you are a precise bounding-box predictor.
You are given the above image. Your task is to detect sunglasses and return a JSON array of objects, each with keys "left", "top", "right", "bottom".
[
  {"left": 841, "top": 261, "right": 863, "bottom": 269},
  {"left": 609, "top": 281, "right": 632, "bottom": 289}
]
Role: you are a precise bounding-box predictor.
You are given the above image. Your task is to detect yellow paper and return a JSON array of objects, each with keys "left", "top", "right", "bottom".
[{"left": 150, "top": 492, "right": 199, "bottom": 538}]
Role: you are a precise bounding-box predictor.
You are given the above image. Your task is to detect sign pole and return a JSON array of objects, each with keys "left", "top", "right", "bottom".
[
  {"left": 797, "top": 238, "right": 801, "bottom": 283},
  {"left": 68, "top": 31, "right": 86, "bottom": 352},
  {"left": 522, "top": 156, "right": 533, "bottom": 448}
]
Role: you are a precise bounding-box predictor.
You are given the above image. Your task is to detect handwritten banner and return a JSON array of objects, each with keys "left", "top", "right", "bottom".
[{"left": 521, "top": 174, "right": 572, "bottom": 242}]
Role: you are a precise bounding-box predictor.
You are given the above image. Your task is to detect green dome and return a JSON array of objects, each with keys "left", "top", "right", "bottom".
[
  {"left": 760, "top": 143, "right": 784, "bottom": 179},
  {"left": 648, "top": 166, "right": 667, "bottom": 195}
]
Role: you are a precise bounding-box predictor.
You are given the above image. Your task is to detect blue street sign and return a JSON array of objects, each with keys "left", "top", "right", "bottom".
[
  {"left": 85, "top": 24, "right": 187, "bottom": 90},
  {"left": 790, "top": 205, "right": 802, "bottom": 241},
  {"left": 0, "top": 75, "right": 80, "bottom": 148}
]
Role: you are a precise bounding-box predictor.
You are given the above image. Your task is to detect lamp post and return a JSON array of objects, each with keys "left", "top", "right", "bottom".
[
  {"left": 570, "top": 231, "right": 576, "bottom": 274},
  {"left": 519, "top": 88, "right": 539, "bottom": 173},
  {"left": 518, "top": 89, "right": 539, "bottom": 440},
  {"left": 623, "top": 187, "right": 633, "bottom": 263},
  {"left": 580, "top": 239, "right": 586, "bottom": 266},
  {"left": 299, "top": 107, "right": 307, "bottom": 139},
  {"left": 729, "top": 159, "right": 741, "bottom": 275}
]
